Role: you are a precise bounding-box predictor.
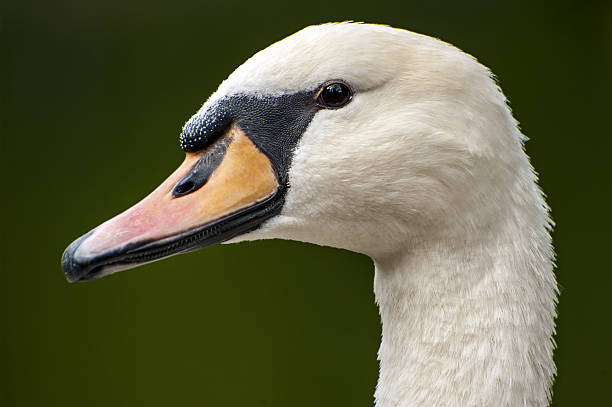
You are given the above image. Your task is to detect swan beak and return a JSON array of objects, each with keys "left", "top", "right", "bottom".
[{"left": 62, "top": 125, "right": 279, "bottom": 282}]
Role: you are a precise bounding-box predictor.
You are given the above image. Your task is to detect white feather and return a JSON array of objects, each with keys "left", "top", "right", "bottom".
[{"left": 211, "top": 23, "right": 557, "bottom": 407}]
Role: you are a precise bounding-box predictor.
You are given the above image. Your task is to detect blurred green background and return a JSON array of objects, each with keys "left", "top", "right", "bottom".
[{"left": 2, "top": 0, "right": 611, "bottom": 406}]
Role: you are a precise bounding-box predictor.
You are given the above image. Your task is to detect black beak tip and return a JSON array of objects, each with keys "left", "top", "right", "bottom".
[
  {"left": 62, "top": 241, "right": 84, "bottom": 283},
  {"left": 61, "top": 231, "right": 95, "bottom": 283}
]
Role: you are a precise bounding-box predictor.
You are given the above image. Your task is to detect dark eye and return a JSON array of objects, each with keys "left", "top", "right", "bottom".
[{"left": 316, "top": 82, "right": 352, "bottom": 108}]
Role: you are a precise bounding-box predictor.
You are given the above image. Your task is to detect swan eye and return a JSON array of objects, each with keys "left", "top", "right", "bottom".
[{"left": 316, "top": 82, "right": 352, "bottom": 108}]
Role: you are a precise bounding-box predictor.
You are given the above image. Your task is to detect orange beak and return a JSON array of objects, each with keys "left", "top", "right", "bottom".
[{"left": 62, "top": 125, "right": 280, "bottom": 282}]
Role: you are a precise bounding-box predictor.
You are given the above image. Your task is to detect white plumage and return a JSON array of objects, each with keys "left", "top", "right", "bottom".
[
  {"left": 222, "top": 23, "right": 557, "bottom": 407},
  {"left": 65, "top": 22, "right": 558, "bottom": 407}
]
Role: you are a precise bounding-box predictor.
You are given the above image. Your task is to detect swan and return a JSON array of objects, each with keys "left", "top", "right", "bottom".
[{"left": 62, "top": 22, "right": 557, "bottom": 407}]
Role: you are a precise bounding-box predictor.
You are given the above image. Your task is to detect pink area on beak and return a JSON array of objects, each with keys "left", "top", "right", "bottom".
[
  {"left": 74, "top": 128, "right": 279, "bottom": 260},
  {"left": 76, "top": 154, "right": 204, "bottom": 257}
]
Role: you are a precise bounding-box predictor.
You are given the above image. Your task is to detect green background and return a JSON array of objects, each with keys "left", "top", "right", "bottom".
[{"left": 2, "top": 1, "right": 611, "bottom": 406}]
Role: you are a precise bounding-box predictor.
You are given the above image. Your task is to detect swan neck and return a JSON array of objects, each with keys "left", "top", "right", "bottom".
[{"left": 372, "top": 230, "right": 557, "bottom": 407}]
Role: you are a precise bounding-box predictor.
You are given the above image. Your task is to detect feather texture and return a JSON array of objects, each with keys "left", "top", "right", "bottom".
[{"left": 209, "top": 22, "right": 556, "bottom": 407}]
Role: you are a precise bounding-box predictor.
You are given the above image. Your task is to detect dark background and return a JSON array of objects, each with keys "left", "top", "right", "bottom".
[{"left": 2, "top": 1, "right": 611, "bottom": 406}]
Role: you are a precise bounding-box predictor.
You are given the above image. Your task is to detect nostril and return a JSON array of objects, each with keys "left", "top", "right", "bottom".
[
  {"left": 172, "top": 134, "right": 232, "bottom": 199},
  {"left": 173, "top": 180, "right": 196, "bottom": 197}
]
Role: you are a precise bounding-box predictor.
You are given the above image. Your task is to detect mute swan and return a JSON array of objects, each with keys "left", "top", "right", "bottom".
[{"left": 62, "top": 23, "right": 557, "bottom": 407}]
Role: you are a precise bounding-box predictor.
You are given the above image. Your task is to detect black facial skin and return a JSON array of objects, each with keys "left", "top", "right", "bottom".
[
  {"left": 62, "top": 87, "right": 335, "bottom": 282},
  {"left": 180, "top": 90, "right": 320, "bottom": 184}
]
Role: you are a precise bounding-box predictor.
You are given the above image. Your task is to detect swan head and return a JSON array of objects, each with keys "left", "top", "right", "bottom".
[{"left": 62, "top": 22, "right": 539, "bottom": 281}]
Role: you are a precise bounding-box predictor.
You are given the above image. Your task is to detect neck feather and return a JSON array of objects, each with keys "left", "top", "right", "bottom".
[{"left": 372, "top": 212, "right": 557, "bottom": 407}]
